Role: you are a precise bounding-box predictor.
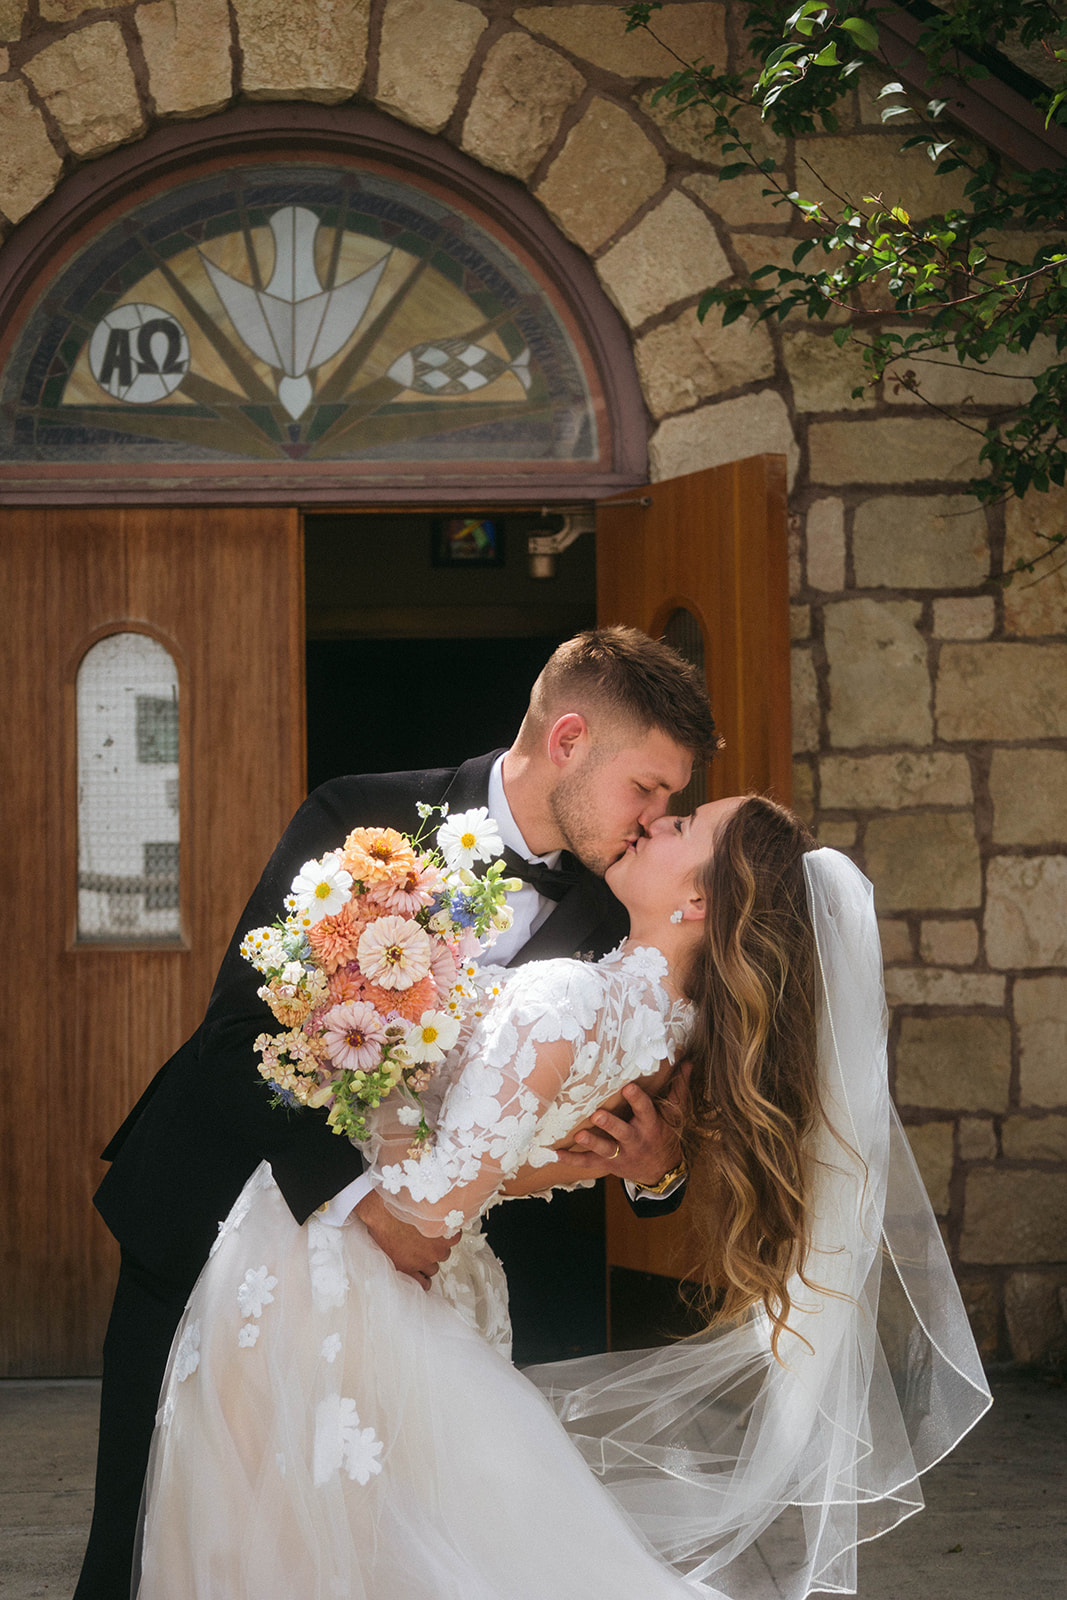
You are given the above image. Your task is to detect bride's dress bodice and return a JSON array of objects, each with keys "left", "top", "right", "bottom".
[
  {"left": 365, "top": 945, "right": 693, "bottom": 1239},
  {"left": 360, "top": 944, "right": 691, "bottom": 1355}
]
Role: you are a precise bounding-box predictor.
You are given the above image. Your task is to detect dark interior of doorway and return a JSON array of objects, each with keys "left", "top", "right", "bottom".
[{"left": 307, "top": 635, "right": 570, "bottom": 791}]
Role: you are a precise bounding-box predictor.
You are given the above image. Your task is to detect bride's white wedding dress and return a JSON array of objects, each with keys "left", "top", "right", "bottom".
[{"left": 135, "top": 859, "right": 991, "bottom": 1600}]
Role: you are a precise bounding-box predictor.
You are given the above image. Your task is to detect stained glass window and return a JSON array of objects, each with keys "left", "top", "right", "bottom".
[
  {"left": 1, "top": 163, "right": 603, "bottom": 490},
  {"left": 76, "top": 633, "right": 181, "bottom": 943}
]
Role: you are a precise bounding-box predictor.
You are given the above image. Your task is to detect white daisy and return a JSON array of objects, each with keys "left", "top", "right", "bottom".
[
  {"left": 436, "top": 807, "right": 503, "bottom": 870},
  {"left": 290, "top": 852, "right": 353, "bottom": 923}
]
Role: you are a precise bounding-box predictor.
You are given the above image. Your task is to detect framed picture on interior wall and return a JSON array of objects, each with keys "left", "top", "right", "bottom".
[{"left": 431, "top": 516, "right": 505, "bottom": 568}]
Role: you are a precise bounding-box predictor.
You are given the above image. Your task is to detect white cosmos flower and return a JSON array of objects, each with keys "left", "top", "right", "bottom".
[
  {"left": 437, "top": 807, "right": 503, "bottom": 870},
  {"left": 290, "top": 852, "right": 353, "bottom": 923},
  {"left": 405, "top": 1009, "right": 462, "bottom": 1064}
]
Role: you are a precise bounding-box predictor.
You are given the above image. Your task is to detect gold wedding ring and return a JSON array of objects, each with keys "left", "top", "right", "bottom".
[{"left": 608, "top": 1142, "right": 621, "bottom": 1160}]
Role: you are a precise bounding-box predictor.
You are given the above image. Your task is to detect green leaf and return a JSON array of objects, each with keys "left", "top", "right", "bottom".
[
  {"left": 877, "top": 82, "right": 905, "bottom": 99},
  {"left": 765, "top": 42, "right": 805, "bottom": 71},
  {"left": 718, "top": 162, "right": 751, "bottom": 181},
  {"left": 793, "top": 238, "right": 819, "bottom": 264},
  {"left": 832, "top": 325, "right": 851, "bottom": 347},
  {"left": 721, "top": 300, "right": 748, "bottom": 326},
  {"left": 839, "top": 16, "right": 879, "bottom": 52},
  {"left": 813, "top": 42, "right": 841, "bottom": 66}
]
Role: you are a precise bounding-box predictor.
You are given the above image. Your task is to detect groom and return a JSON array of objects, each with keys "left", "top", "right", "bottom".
[{"left": 75, "top": 625, "right": 719, "bottom": 1600}]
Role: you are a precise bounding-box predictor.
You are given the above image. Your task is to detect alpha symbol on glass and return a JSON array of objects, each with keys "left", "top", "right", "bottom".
[{"left": 89, "top": 304, "right": 190, "bottom": 403}]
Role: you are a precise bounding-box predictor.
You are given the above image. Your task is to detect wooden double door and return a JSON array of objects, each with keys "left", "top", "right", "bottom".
[{"left": 0, "top": 456, "right": 788, "bottom": 1375}]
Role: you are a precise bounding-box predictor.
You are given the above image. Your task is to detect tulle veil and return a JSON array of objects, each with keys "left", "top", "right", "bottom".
[{"left": 525, "top": 847, "right": 991, "bottom": 1598}]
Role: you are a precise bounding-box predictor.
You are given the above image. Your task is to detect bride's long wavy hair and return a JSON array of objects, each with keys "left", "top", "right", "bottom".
[{"left": 681, "top": 796, "right": 822, "bottom": 1357}]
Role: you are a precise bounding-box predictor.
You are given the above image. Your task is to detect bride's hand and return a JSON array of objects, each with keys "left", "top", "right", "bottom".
[{"left": 353, "top": 1189, "right": 459, "bottom": 1290}]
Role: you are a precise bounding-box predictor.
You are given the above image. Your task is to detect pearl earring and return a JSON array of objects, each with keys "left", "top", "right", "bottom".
[{"left": 669, "top": 909, "right": 684, "bottom": 924}]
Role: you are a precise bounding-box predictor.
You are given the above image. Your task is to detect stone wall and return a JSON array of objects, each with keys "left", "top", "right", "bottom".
[{"left": 1, "top": 0, "right": 1064, "bottom": 1362}]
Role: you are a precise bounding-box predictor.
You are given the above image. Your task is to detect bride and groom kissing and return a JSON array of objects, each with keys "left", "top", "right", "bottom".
[{"left": 76, "top": 625, "right": 989, "bottom": 1600}]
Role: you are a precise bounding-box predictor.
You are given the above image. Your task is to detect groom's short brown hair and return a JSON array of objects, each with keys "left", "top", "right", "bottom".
[{"left": 523, "top": 626, "right": 718, "bottom": 761}]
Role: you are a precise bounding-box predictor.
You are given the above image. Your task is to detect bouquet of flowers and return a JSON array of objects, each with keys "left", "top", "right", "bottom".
[{"left": 240, "top": 805, "right": 519, "bottom": 1152}]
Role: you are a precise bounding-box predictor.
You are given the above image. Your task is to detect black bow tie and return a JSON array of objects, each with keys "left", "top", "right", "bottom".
[{"left": 500, "top": 846, "right": 583, "bottom": 902}]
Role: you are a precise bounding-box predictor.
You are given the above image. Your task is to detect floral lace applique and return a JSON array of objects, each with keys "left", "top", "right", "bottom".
[
  {"left": 237, "top": 1265, "right": 277, "bottom": 1318},
  {"left": 173, "top": 1319, "right": 200, "bottom": 1383},
  {"left": 307, "top": 1218, "right": 350, "bottom": 1311},
  {"left": 321, "top": 1333, "right": 342, "bottom": 1364},
  {"left": 209, "top": 1161, "right": 272, "bottom": 1258},
  {"left": 313, "top": 1394, "right": 384, "bottom": 1487},
  {"left": 238, "top": 1323, "right": 260, "bottom": 1349},
  {"left": 615, "top": 944, "right": 670, "bottom": 983}
]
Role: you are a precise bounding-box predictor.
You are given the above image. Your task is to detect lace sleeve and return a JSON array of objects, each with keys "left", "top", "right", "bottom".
[{"left": 366, "top": 955, "right": 680, "bottom": 1237}]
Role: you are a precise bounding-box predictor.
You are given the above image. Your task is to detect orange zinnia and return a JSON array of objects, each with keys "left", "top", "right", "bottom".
[
  {"left": 342, "top": 827, "right": 418, "bottom": 886},
  {"left": 326, "top": 965, "right": 436, "bottom": 1022},
  {"left": 307, "top": 899, "right": 366, "bottom": 974}
]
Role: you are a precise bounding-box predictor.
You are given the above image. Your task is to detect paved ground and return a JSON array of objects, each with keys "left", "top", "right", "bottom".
[{"left": 1, "top": 1371, "right": 1063, "bottom": 1598}]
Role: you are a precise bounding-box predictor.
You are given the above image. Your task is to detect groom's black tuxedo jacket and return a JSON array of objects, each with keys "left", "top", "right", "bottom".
[{"left": 95, "top": 753, "right": 679, "bottom": 1294}]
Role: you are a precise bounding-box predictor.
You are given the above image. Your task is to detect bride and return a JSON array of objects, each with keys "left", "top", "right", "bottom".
[{"left": 134, "top": 796, "right": 990, "bottom": 1600}]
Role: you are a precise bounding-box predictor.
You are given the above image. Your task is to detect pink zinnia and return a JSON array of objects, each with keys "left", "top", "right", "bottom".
[
  {"left": 369, "top": 856, "right": 442, "bottom": 916},
  {"left": 322, "top": 1001, "right": 387, "bottom": 1073},
  {"left": 357, "top": 915, "right": 433, "bottom": 991}
]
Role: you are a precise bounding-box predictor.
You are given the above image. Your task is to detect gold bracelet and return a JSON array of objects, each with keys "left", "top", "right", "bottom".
[{"left": 634, "top": 1160, "right": 687, "bottom": 1196}]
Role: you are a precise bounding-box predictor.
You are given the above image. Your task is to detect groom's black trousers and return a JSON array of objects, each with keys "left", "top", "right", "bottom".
[{"left": 73, "top": 1252, "right": 191, "bottom": 1600}]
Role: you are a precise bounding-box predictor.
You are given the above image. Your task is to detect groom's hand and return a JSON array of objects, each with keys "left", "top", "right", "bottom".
[
  {"left": 566, "top": 1077, "right": 685, "bottom": 1189},
  {"left": 354, "top": 1189, "right": 459, "bottom": 1290}
]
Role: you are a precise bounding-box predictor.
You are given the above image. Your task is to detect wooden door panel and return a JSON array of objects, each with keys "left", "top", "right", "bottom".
[
  {"left": 597, "top": 456, "right": 791, "bottom": 1291},
  {"left": 1, "top": 507, "right": 304, "bottom": 1375}
]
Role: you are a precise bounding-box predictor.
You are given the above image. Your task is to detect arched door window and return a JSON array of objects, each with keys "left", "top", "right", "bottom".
[
  {"left": 76, "top": 632, "right": 181, "bottom": 943},
  {"left": 0, "top": 125, "right": 644, "bottom": 501}
]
